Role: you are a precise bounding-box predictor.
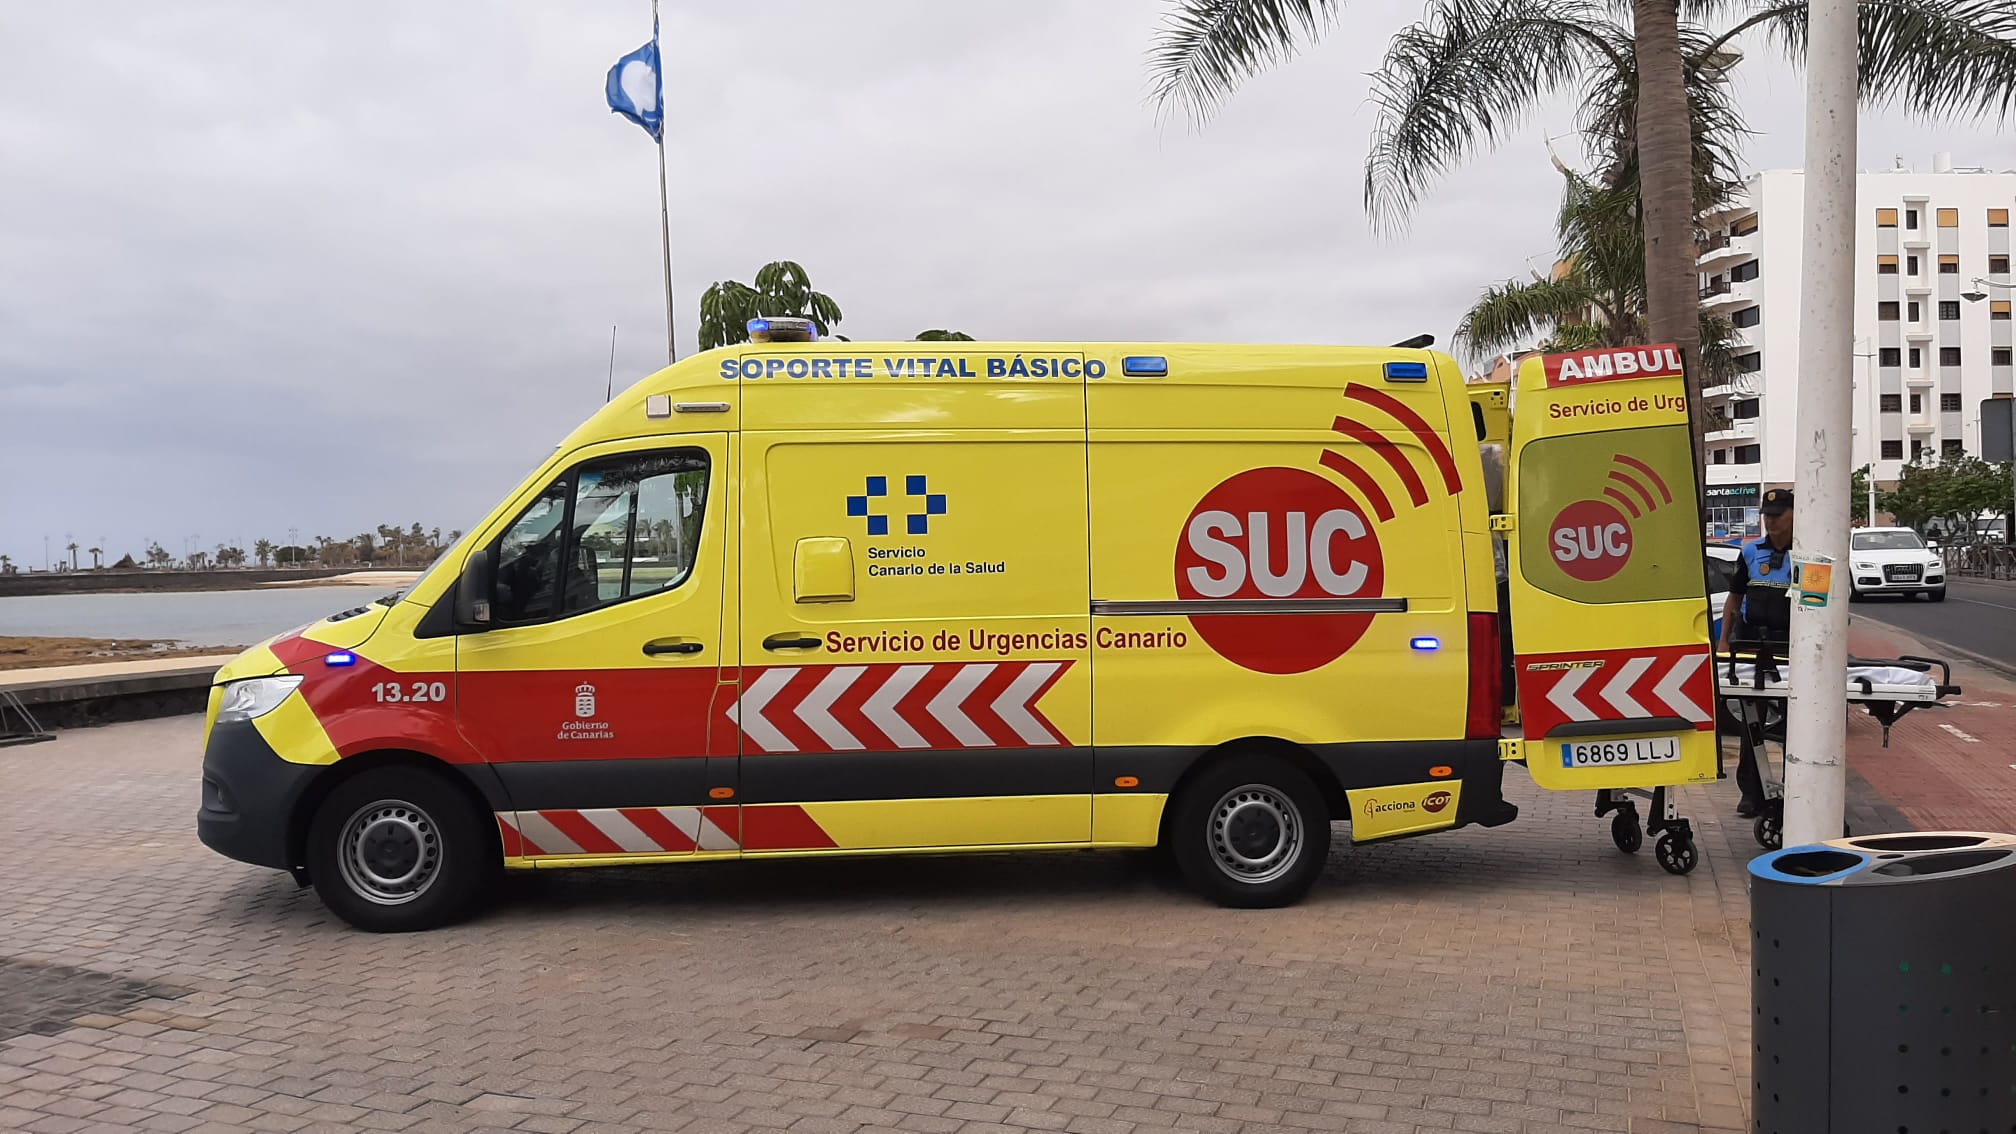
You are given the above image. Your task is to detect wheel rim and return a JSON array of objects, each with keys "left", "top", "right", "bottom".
[
  {"left": 1206, "top": 784, "right": 1302, "bottom": 885},
  {"left": 336, "top": 799, "right": 442, "bottom": 906}
]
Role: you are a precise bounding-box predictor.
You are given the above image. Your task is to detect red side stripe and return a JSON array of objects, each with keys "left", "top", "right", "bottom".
[
  {"left": 1603, "top": 486, "right": 1643, "bottom": 519},
  {"left": 500, "top": 816, "right": 547, "bottom": 857},
  {"left": 1343, "top": 383, "right": 1463, "bottom": 494},
  {"left": 1608, "top": 469, "right": 1658, "bottom": 512},
  {"left": 1318, "top": 449, "right": 1396, "bottom": 523},
  {"left": 1022, "top": 660, "right": 1073, "bottom": 745},
  {"left": 539, "top": 809, "right": 623, "bottom": 855},
  {"left": 1331, "top": 417, "right": 1429, "bottom": 507},
  {"left": 740, "top": 805, "right": 837, "bottom": 851},
  {"left": 965, "top": 661, "right": 1028, "bottom": 747},
  {"left": 1614, "top": 453, "right": 1673, "bottom": 503},
  {"left": 618, "top": 807, "right": 698, "bottom": 852},
  {"left": 700, "top": 805, "right": 740, "bottom": 844}
]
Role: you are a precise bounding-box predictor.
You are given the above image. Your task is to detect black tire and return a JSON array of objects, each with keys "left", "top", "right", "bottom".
[
  {"left": 1754, "top": 812, "right": 1781, "bottom": 850},
  {"left": 306, "top": 765, "right": 491, "bottom": 932},
  {"left": 1168, "top": 753, "right": 1330, "bottom": 909},
  {"left": 1655, "top": 833, "right": 1699, "bottom": 876},
  {"left": 1611, "top": 809, "right": 1643, "bottom": 854},
  {"left": 1927, "top": 587, "right": 1946, "bottom": 603},
  {"left": 1848, "top": 587, "right": 1864, "bottom": 603}
]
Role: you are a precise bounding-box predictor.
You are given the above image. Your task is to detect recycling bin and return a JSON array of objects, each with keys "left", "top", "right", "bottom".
[{"left": 1751, "top": 832, "right": 2016, "bottom": 1134}]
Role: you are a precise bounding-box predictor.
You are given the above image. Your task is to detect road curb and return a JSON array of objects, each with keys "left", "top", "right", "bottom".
[{"left": 1849, "top": 614, "right": 2016, "bottom": 685}]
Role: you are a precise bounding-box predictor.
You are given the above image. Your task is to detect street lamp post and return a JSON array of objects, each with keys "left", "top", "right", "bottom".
[
  {"left": 1962, "top": 277, "right": 2016, "bottom": 542},
  {"left": 1855, "top": 338, "right": 1878, "bottom": 524}
]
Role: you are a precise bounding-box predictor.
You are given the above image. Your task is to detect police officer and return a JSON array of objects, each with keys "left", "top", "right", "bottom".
[{"left": 1717, "top": 488, "right": 1794, "bottom": 817}]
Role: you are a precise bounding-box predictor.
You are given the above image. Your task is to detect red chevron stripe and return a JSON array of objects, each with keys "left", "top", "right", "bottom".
[
  {"left": 964, "top": 661, "right": 1026, "bottom": 747},
  {"left": 1319, "top": 449, "right": 1396, "bottom": 522},
  {"left": 898, "top": 664, "right": 963, "bottom": 750},
  {"left": 539, "top": 809, "right": 623, "bottom": 855},
  {"left": 741, "top": 805, "right": 837, "bottom": 851},
  {"left": 1343, "top": 383, "right": 1463, "bottom": 494},
  {"left": 701, "top": 805, "right": 739, "bottom": 844},
  {"left": 498, "top": 816, "right": 544, "bottom": 857},
  {"left": 617, "top": 807, "right": 698, "bottom": 852},
  {"left": 1614, "top": 453, "right": 1673, "bottom": 504},
  {"left": 827, "top": 666, "right": 891, "bottom": 750},
  {"left": 1023, "top": 662, "right": 1072, "bottom": 745},
  {"left": 1331, "top": 417, "right": 1429, "bottom": 507}
]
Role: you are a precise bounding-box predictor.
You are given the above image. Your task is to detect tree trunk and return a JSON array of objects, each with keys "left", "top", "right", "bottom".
[{"left": 1632, "top": 0, "right": 1707, "bottom": 497}]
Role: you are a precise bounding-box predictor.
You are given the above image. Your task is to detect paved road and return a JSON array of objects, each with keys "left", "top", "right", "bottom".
[
  {"left": 1850, "top": 576, "right": 2016, "bottom": 673},
  {"left": 1, "top": 716, "right": 1776, "bottom": 1134}
]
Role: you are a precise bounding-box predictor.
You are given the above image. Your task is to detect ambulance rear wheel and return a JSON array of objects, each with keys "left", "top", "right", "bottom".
[
  {"left": 1169, "top": 754, "right": 1330, "bottom": 909},
  {"left": 307, "top": 766, "right": 488, "bottom": 933}
]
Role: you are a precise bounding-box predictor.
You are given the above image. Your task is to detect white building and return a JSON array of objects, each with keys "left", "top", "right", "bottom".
[{"left": 1695, "top": 154, "right": 2015, "bottom": 535}]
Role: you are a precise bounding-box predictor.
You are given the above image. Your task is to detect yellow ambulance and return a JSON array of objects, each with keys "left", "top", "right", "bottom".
[{"left": 198, "top": 325, "right": 1717, "bottom": 931}]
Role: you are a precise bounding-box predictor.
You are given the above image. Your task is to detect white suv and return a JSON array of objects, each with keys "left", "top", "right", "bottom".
[{"left": 1849, "top": 527, "right": 1946, "bottom": 602}]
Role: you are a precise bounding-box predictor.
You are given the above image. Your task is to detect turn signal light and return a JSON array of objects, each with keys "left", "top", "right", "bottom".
[
  {"left": 708, "top": 787, "right": 735, "bottom": 800},
  {"left": 1430, "top": 765, "right": 1453, "bottom": 778},
  {"left": 1114, "top": 776, "right": 1140, "bottom": 788}
]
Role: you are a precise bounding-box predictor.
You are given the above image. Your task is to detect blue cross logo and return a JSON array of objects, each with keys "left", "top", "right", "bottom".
[{"left": 846, "top": 475, "right": 947, "bottom": 537}]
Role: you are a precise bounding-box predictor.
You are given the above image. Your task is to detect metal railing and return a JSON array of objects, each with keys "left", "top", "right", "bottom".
[
  {"left": 1946, "top": 541, "right": 2016, "bottom": 579},
  {"left": 1698, "top": 233, "right": 1732, "bottom": 255},
  {"left": 1701, "top": 278, "right": 1733, "bottom": 298}
]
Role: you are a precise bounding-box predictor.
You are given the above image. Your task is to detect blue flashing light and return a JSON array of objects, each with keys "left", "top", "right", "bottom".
[
  {"left": 1409, "top": 637, "right": 1440, "bottom": 652},
  {"left": 746, "top": 318, "right": 770, "bottom": 335},
  {"left": 1384, "top": 361, "right": 1430, "bottom": 382},
  {"left": 1121, "top": 355, "right": 1168, "bottom": 376},
  {"left": 324, "top": 652, "right": 357, "bottom": 667}
]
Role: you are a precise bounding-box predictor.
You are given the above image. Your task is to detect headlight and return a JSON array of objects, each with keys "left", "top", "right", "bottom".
[
  {"left": 1854, "top": 562, "right": 1876, "bottom": 571},
  {"left": 1928, "top": 560, "right": 1943, "bottom": 571},
  {"left": 216, "top": 675, "right": 304, "bottom": 723}
]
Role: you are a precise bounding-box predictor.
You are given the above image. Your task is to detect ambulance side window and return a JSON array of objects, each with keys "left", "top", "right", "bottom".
[
  {"left": 561, "top": 451, "right": 709, "bottom": 614},
  {"left": 492, "top": 478, "right": 570, "bottom": 623}
]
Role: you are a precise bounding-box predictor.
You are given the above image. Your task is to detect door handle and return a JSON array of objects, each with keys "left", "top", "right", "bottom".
[
  {"left": 642, "top": 639, "right": 704, "bottom": 656},
  {"left": 762, "top": 633, "right": 822, "bottom": 651}
]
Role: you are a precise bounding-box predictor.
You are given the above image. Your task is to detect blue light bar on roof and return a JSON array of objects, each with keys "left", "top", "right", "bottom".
[{"left": 1384, "top": 361, "right": 1430, "bottom": 382}]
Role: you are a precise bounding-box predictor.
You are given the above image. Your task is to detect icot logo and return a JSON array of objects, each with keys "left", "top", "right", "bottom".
[
  {"left": 1548, "top": 454, "right": 1674, "bottom": 582},
  {"left": 1175, "top": 467, "right": 1385, "bottom": 675},
  {"left": 1422, "top": 790, "right": 1452, "bottom": 814}
]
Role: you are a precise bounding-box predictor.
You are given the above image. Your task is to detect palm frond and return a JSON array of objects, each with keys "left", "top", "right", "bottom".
[
  {"left": 1695, "top": 309, "right": 1743, "bottom": 389},
  {"left": 1754, "top": 0, "right": 2016, "bottom": 122},
  {"left": 1362, "top": 0, "right": 1624, "bottom": 229},
  {"left": 1579, "top": 21, "right": 1751, "bottom": 210},
  {"left": 1455, "top": 272, "right": 1602, "bottom": 360},
  {"left": 1146, "top": 0, "right": 1340, "bottom": 121}
]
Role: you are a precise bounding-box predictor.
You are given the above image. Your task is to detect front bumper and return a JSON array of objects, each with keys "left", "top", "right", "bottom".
[
  {"left": 198, "top": 720, "right": 321, "bottom": 870},
  {"left": 1852, "top": 570, "right": 1943, "bottom": 592}
]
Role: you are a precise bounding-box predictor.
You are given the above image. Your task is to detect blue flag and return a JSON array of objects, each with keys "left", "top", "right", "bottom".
[{"left": 605, "top": 16, "right": 663, "bottom": 142}]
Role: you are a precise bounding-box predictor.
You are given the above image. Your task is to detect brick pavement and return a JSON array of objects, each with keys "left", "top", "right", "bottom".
[
  {"left": 1845, "top": 620, "right": 2016, "bottom": 833},
  {"left": 0, "top": 715, "right": 1835, "bottom": 1134}
]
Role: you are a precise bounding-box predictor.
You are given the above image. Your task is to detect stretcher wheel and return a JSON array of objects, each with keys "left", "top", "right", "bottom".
[
  {"left": 1655, "top": 833, "right": 1698, "bottom": 876},
  {"left": 1754, "top": 812, "right": 1781, "bottom": 850},
  {"left": 1610, "top": 810, "right": 1643, "bottom": 854}
]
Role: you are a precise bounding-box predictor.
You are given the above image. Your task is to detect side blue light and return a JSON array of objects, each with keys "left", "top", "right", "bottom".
[
  {"left": 1384, "top": 361, "right": 1430, "bottom": 382},
  {"left": 1410, "top": 637, "right": 1439, "bottom": 652},
  {"left": 1121, "top": 356, "right": 1169, "bottom": 376},
  {"left": 746, "top": 318, "right": 770, "bottom": 335},
  {"left": 324, "top": 652, "right": 356, "bottom": 667}
]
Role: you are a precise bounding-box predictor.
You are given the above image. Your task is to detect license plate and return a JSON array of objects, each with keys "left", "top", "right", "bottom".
[
  {"left": 1560, "top": 736, "right": 1682, "bottom": 769},
  {"left": 1886, "top": 566, "right": 1920, "bottom": 580}
]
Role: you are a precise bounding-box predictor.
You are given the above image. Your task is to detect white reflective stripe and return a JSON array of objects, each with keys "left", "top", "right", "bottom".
[
  {"left": 1546, "top": 666, "right": 1599, "bottom": 723},
  {"left": 730, "top": 667, "right": 798, "bottom": 752},
  {"left": 992, "top": 662, "right": 1061, "bottom": 746},
  {"left": 929, "top": 663, "right": 995, "bottom": 747},
  {"left": 1601, "top": 656, "right": 1654, "bottom": 718},
  {"left": 1653, "top": 653, "right": 1710, "bottom": 722},
  {"left": 591, "top": 809, "right": 668, "bottom": 854},
  {"left": 512, "top": 811, "right": 583, "bottom": 855},
  {"left": 693, "top": 810, "right": 739, "bottom": 851},
  {"left": 862, "top": 665, "right": 931, "bottom": 749},
  {"left": 797, "top": 666, "right": 865, "bottom": 750}
]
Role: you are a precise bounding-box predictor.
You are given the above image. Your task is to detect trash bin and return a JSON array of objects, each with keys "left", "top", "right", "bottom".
[{"left": 1751, "top": 832, "right": 2016, "bottom": 1134}]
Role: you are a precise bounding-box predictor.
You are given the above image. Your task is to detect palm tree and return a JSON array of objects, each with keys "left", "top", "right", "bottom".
[
  {"left": 0, "top": 554, "right": 12, "bottom": 575},
  {"left": 87, "top": 546, "right": 103, "bottom": 570},
  {"left": 914, "top": 329, "right": 974, "bottom": 341},
  {"left": 65, "top": 541, "right": 78, "bottom": 571},
  {"left": 1147, "top": 0, "right": 2016, "bottom": 475},
  {"left": 254, "top": 539, "right": 274, "bottom": 568},
  {"left": 1456, "top": 165, "right": 1741, "bottom": 391},
  {"left": 698, "top": 261, "right": 844, "bottom": 349}
]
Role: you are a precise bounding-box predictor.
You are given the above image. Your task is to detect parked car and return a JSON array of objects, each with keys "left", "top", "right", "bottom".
[
  {"left": 1848, "top": 527, "right": 1946, "bottom": 602},
  {"left": 1705, "top": 542, "right": 1741, "bottom": 642}
]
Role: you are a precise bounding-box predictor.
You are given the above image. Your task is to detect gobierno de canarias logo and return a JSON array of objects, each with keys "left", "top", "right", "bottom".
[
  {"left": 1173, "top": 381, "right": 1461, "bottom": 675},
  {"left": 1547, "top": 453, "right": 1675, "bottom": 583}
]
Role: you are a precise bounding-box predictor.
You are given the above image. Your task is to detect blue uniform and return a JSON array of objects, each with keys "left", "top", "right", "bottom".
[{"left": 1732, "top": 537, "right": 1794, "bottom": 639}]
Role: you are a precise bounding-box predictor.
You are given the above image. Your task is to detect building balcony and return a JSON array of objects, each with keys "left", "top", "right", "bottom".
[
  {"left": 1701, "top": 280, "right": 1750, "bottom": 310},
  {"left": 1698, "top": 235, "right": 1753, "bottom": 268},
  {"left": 1908, "top": 415, "right": 1937, "bottom": 432},
  {"left": 1907, "top": 371, "right": 1936, "bottom": 387},
  {"left": 1705, "top": 420, "right": 1760, "bottom": 443},
  {"left": 1906, "top": 278, "right": 1933, "bottom": 294},
  {"left": 1903, "top": 233, "right": 1931, "bottom": 249},
  {"left": 1702, "top": 383, "right": 1737, "bottom": 400},
  {"left": 1907, "top": 326, "right": 1935, "bottom": 339},
  {"left": 1706, "top": 462, "right": 1763, "bottom": 486}
]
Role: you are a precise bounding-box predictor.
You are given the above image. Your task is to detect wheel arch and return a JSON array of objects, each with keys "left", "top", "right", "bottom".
[
  {"left": 287, "top": 750, "right": 502, "bottom": 875},
  {"left": 1156, "top": 735, "right": 1345, "bottom": 847}
]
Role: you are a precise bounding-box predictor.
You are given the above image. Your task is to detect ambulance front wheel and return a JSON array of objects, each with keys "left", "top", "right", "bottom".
[
  {"left": 1168, "top": 754, "right": 1330, "bottom": 909},
  {"left": 306, "top": 766, "right": 490, "bottom": 933}
]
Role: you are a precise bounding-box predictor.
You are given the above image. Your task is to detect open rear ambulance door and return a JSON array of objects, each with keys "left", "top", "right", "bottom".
[{"left": 1501, "top": 345, "right": 1717, "bottom": 792}]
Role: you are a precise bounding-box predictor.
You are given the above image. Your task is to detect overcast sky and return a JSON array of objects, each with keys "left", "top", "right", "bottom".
[{"left": 1, "top": 1, "right": 2007, "bottom": 569}]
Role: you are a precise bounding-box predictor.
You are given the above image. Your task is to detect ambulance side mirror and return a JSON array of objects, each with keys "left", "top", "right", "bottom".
[{"left": 455, "top": 551, "right": 494, "bottom": 628}]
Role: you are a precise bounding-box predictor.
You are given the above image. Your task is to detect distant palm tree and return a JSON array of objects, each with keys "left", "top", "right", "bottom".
[
  {"left": 65, "top": 541, "right": 78, "bottom": 571},
  {"left": 87, "top": 546, "right": 103, "bottom": 570},
  {"left": 699, "top": 261, "right": 844, "bottom": 349},
  {"left": 0, "top": 554, "right": 12, "bottom": 575},
  {"left": 914, "top": 329, "right": 974, "bottom": 341},
  {"left": 1147, "top": 0, "right": 2016, "bottom": 476},
  {"left": 254, "top": 539, "right": 274, "bottom": 568}
]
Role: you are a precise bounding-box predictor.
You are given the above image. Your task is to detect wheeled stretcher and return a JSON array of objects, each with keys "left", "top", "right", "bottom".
[{"left": 1714, "top": 642, "right": 1961, "bottom": 849}]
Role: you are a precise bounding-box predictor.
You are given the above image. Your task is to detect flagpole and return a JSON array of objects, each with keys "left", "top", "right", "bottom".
[{"left": 653, "top": 0, "right": 676, "bottom": 365}]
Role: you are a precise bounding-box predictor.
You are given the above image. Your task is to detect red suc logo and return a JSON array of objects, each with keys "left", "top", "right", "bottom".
[
  {"left": 1175, "top": 467, "right": 1385, "bottom": 674},
  {"left": 1549, "top": 498, "right": 1634, "bottom": 582}
]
